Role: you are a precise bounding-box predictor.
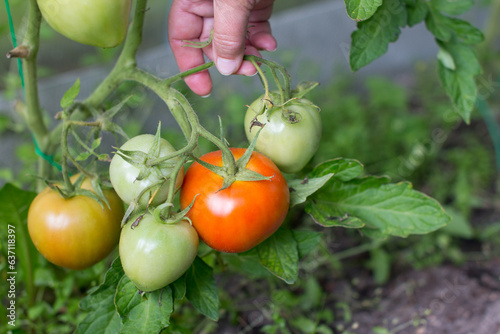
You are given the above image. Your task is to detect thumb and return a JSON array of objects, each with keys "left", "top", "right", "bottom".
[{"left": 213, "top": 0, "right": 253, "bottom": 76}]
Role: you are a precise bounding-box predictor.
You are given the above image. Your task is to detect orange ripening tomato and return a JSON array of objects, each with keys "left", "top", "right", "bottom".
[
  {"left": 179, "top": 148, "right": 290, "bottom": 253},
  {"left": 28, "top": 177, "right": 124, "bottom": 270}
]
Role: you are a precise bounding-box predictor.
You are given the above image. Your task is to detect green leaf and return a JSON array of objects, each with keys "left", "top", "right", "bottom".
[
  {"left": 289, "top": 174, "right": 334, "bottom": 207},
  {"left": 437, "top": 40, "right": 482, "bottom": 123},
  {"left": 349, "top": 0, "right": 407, "bottom": 71},
  {"left": 75, "top": 152, "right": 92, "bottom": 161},
  {"left": 60, "top": 78, "right": 81, "bottom": 109},
  {"left": 291, "top": 230, "right": 323, "bottom": 258},
  {"left": 171, "top": 275, "right": 187, "bottom": 302},
  {"left": 0, "top": 184, "right": 38, "bottom": 292},
  {"left": 425, "top": 9, "right": 452, "bottom": 42},
  {"left": 431, "top": 0, "right": 474, "bottom": 15},
  {"left": 406, "top": 0, "right": 429, "bottom": 27},
  {"left": 226, "top": 253, "right": 273, "bottom": 278},
  {"left": 440, "top": 206, "right": 473, "bottom": 239},
  {"left": 311, "top": 158, "right": 364, "bottom": 181},
  {"left": 306, "top": 177, "right": 450, "bottom": 237},
  {"left": 76, "top": 258, "right": 124, "bottom": 334},
  {"left": 444, "top": 18, "right": 484, "bottom": 45},
  {"left": 437, "top": 45, "right": 456, "bottom": 70},
  {"left": 115, "top": 276, "right": 173, "bottom": 334},
  {"left": 368, "top": 248, "right": 391, "bottom": 284},
  {"left": 185, "top": 257, "right": 219, "bottom": 321},
  {"left": 256, "top": 228, "right": 299, "bottom": 284},
  {"left": 344, "top": 0, "right": 383, "bottom": 21}
]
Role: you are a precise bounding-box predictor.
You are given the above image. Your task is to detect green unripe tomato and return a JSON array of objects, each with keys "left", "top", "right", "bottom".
[
  {"left": 37, "top": 0, "right": 131, "bottom": 48},
  {"left": 245, "top": 93, "right": 322, "bottom": 173},
  {"left": 109, "top": 134, "right": 184, "bottom": 207},
  {"left": 119, "top": 212, "right": 199, "bottom": 292}
]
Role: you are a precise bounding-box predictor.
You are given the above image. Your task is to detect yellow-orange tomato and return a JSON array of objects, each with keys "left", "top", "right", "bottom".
[
  {"left": 179, "top": 148, "right": 290, "bottom": 253},
  {"left": 28, "top": 178, "right": 124, "bottom": 270}
]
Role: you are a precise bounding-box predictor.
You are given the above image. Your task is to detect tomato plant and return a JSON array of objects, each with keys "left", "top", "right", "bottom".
[
  {"left": 27, "top": 177, "right": 124, "bottom": 270},
  {"left": 245, "top": 91, "right": 322, "bottom": 173},
  {"left": 119, "top": 210, "right": 199, "bottom": 292},
  {"left": 179, "top": 148, "right": 290, "bottom": 253},
  {"left": 37, "top": 0, "right": 131, "bottom": 48},
  {"left": 3, "top": 0, "right": 482, "bottom": 330},
  {"left": 109, "top": 133, "right": 184, "bottom": 207}
]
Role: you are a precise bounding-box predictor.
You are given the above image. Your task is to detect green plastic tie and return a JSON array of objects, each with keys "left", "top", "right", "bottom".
[{"left": 5, "top": 0, "right": 24, "bottom": 89}]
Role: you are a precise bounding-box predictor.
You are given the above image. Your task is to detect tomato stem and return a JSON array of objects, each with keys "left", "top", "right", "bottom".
[
  {"left": 249, "top": 57, "right": 273, "bottom": 108},
  {"left": 61, "top": 122, "right": 75, "bottom": 193}
]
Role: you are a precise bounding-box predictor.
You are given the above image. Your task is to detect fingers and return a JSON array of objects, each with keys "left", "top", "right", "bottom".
[
  {"left": 167, "top": 0, "right": 276, "bottom": 95},
  {"left": 168, "top": 0, "right": 214, "bottom": 96},
  {"left": 213, "top": 0, "right": 275, "bottom": 76}
]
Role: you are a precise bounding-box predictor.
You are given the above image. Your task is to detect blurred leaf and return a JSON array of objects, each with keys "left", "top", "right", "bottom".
[
  {"left": 407, "top": 0, "right": 429, "bottom": 27},
  {"left": 291, "top": 230, "right": 323, "bottom": 258},
  {"left": 368, "top": 248, "right": 391, "bottom": 284},
  {"left": 306, "top": 177, "right": 451, "bottom": 237},
  {"left": 185, "top": 257, "right": 219, "bottom": 321},
  {"left": 115, "top": 276, "right": 173, "bottom": 334},
  {"left": 171, "top": 275, "right": 187, "bottom": 302},
  {"left": 430, "top": 0, "right": 474, "bottom": 15},
  {"left": 344, "top": 0, "right": 382, "bottom": 21},
  {"left": 437, "top": 45, "right": 456, "bottom": 70},
  {"left": 350, "top": 0, "right": 407, "bottom": 71},
  {"left": 226, "top": 253, "right": 273, "bottom": 278},
  {"left": 437, "top": 40, "right": 482, "bottom": 123},
  {"left": 441, "top": 206, "right": 473, "bottom": 238},
  {"left": 256, "top": 228, "right": 299, "bottom": 284}
]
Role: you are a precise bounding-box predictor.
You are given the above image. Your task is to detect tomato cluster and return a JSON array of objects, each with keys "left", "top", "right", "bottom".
[{"left": 27, "top": 88, "right": 318, "bottom": 291}]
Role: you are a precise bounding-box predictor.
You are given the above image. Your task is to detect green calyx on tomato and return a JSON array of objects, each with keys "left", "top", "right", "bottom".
[
  {"left": 179, "top": 148, "right": 290, "bottom": 253},
  {"left": 244, "top": 82, "right": 322, "bottom": 174},
  {"left": 28, "top": 175, "right": 124, "bottom": 270},
  {"left": 37, "top": 0, "right": 131, "bottom": 48},
  {"left": 109, "top": 124, "right": 184, "bottom": 208},
  {"left": 119, "top": 205, "right": 199, "bottom": 292}
]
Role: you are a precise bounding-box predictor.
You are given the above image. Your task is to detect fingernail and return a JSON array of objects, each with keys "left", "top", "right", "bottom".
[
  {"left": 216, "top": 58, "right": 239, "bottom": 76},
  {"left": 201, "top": 93, "right": 212, "bottom": 98}
]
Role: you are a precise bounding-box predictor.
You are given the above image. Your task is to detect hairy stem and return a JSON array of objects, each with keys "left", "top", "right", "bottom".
[{"left": 22, "top": 0, "right": 51, "bottom": 189}]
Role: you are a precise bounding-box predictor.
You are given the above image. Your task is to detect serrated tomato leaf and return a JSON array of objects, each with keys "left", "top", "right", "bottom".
[
  {"left": 306, "top": 177, "right": 450, "bottom": 237},
  {"left": 430, "top": 0, "right": 474, "bottom": 16},
  {"left": 255, "top": 228, "right": 299, "bottom": 284},
  {"left": 344, "top": 0, "right": 382, "bottom": 21},
  {"left": 115, "top": 276, "right": 173, "bottom": 334},
  {"left": 291, "top": 230, "right": 323, "bottom": 259},
  {"left": 349, "top": 0, "right": 407, "bottom": 71},
  {"left": 437, "top": 40, "right": 482, "bottom": 123},
  {"left": 76, "top": 258, "right": 124, "bottom": 334},
  {"left": 185, "top": 257, "right": 219, "bottom": 321},
  {"left": 311, "top": 158, "right": 364, "bottom": 181},
  {"left": 289, "top": 174, "right": 333, "bottom": 207},
  {"left": 407, "top": 0, "right": 429, "bottom": 27}
]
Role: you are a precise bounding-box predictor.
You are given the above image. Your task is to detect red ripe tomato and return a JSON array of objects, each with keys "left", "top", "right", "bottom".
[{"left": 179, "top": 148, "right": 290, "bottom": 253}]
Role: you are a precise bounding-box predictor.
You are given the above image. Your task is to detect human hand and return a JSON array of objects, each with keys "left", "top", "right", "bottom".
[{"left": 168, "top": 0, "right": 277, "bottom": 96}]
